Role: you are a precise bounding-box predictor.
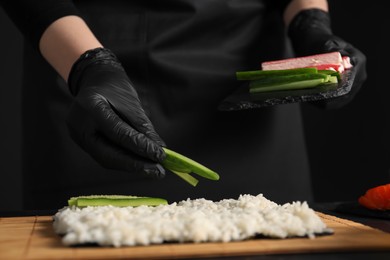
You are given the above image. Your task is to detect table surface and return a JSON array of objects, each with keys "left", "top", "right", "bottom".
[{"left": 1, "top": 202, "right": 389, "bottom": 260}]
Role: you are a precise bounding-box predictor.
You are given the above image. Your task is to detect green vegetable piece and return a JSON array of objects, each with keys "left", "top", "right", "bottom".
[
  {"left": 236, "top": 67, "right": 318, "bottom": 80},
  {"left": 249, "top": 73, "right": 329, "bottom": 87},
  {"left": 327, "top": 75, "right": 338, "bottom": 84},
  {"left": 171, "top": 170, "right": 199, "bottom": 187},
  {"left": 161, "top": 155, "right": 191, "bottom": 173},
  {"left": 318, "top": 69, "right": 341, "bottom": 80},
  {"left": 249, "top": 78, "right": 325, "bottom": 93},
  {"left": 162, "top": 148, "right": 220, "bottom": 181},
  {"left": 68, "top": 195, "right": 168, "bottom": 207}
]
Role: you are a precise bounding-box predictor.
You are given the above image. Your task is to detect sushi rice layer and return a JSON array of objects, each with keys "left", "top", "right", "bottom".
[{"left": 53, "top": 194, "right": 331, "bottom": 247}]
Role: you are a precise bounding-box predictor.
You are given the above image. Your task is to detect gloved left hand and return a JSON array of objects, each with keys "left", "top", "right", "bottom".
[
  {"left": 288, "top": 9, "right": 367, "bottom": 109},
  {"left": 66, "top": 47, "right": 166, "bottom": 178}
]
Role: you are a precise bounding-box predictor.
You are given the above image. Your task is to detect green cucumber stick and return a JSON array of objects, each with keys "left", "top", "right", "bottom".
[
  {"left": 68, "top": 195, "right": 140, "bottom": 206},
  {"left": 318, "top": 70, "right": 341, "bottom": 80},
  {"left": 249, "top": 73, "right": 329, "bottom": 87},
  {"left": 329, "top": 76, "right": 338, "bottom": 84},
  {"left": 170, "top": 170, "right": 199, "bottom": 187},
  {"left": 249, "top": 78, "right": 325, "bottom": 93},
  {"left": 322, "top": 75, "right": 338, "bottom": 84},
  {"left": 161, "top": 156, "right": 192, "bottom": 173},
  {"left": 68, "top": 195, "right": 168, "bottom": 207},
  {"left": 162, "top": 148, "right": 220, "bottom": 181},
  {"left": 236, "top": 67, "right": 318, "bottom": 80}
]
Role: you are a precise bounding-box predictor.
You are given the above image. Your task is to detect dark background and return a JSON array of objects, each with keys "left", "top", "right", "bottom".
[
  {"left": 0, "top": 1, "right": 388, "bottom": 210},
  {"left": 301, "top": 1, "right": 390, "bottom": 201}
]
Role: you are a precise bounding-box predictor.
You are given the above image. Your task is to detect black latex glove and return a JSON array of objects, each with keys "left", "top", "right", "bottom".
[
  {"left": 288, "top": 9, "right": 367, "bottom": 109},
  {"left": 66, "top": 47, "right": 166, "bottom": 178}
]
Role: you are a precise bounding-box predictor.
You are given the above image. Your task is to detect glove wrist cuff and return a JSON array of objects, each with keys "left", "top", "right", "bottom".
[
  {"left": 288, "top": 8, "right": 332, "bottom": 41},
  {"left": 287, "top": 9, "right": 333, "bottom": 57},
  {"left": 68, "top": 47, "right": 123, "bottom": 96}
]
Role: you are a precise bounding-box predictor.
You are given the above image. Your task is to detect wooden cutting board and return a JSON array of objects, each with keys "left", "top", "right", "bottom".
[{"left": 1, "top": 212, "right": 390, "bottom": 260}]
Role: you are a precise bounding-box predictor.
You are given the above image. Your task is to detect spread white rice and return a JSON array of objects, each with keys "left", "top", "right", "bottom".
[{"left": 53, "top": 194, "right": 331, "bottom": 247}]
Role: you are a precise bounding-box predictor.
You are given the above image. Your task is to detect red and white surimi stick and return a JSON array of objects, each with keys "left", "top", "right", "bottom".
[
  {"left": 342, "top": 56, "right": 353, "bottom": 69},
  {"left": 261, "top": 51, "right": 352, "bottom": 73}
]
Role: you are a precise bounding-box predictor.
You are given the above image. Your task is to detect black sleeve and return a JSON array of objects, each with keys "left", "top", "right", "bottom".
[
  {"left": 267, "top": 0, "right": 291, "bottom": 13},
  {"left": 1, "top": 0, "right": 81, "bottom": 50}
]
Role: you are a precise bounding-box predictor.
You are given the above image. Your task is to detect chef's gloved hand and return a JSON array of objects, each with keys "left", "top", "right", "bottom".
[
  {"left": 66, "top": 47, "right": 166, "bottom": 178},
  {"left": 288, "top": 9, "right": 367, "bottom": 109}
]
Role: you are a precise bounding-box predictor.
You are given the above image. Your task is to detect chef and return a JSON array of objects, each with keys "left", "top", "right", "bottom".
[{"left": 0, "top": 0, "right": 366, "bottom": 209}]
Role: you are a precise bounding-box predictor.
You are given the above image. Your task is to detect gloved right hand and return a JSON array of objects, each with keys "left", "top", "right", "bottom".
[
  {"left": 66, "top": 47, "right": 166, "bottom": 178},
  {"left": 288, "top": 9, "right": 367, "bottom": 109}
]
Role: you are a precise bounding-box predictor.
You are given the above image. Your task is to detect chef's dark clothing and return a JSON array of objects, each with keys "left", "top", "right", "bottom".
[{"left": 2, "top": 0, "right": 313, "bottom": 209}]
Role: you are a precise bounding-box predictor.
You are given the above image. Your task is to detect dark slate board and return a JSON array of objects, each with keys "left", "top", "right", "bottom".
[
  {"left": 218, "top": 68, "right": 355, "bottom": 111},
  {"left": 333, "top": 201, "right": 390, "bottom": 220}
]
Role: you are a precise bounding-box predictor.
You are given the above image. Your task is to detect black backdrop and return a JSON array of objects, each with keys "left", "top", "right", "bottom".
[
  {"left": 0, "top": 6, "right": 23, "bottom": 210},
  {"left": 0, "top": 1, "right": 388, "bottom": 210},
  {"left": 302, "top": 1, "right": 390, "bottom": 201}
]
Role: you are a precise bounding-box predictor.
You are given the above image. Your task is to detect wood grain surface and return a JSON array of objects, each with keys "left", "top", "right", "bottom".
[{"left": 1, "top": 212, "right": 390, "bottom": 260}]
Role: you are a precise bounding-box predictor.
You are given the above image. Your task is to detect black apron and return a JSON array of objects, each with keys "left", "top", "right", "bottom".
[{"left": 21, "top": 0, "right": 312, "bottom": 209}]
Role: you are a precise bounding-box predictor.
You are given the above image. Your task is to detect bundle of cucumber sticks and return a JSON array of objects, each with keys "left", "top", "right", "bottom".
[{"left": 236, "top": 67, "right": 340, "bottom": 93}]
